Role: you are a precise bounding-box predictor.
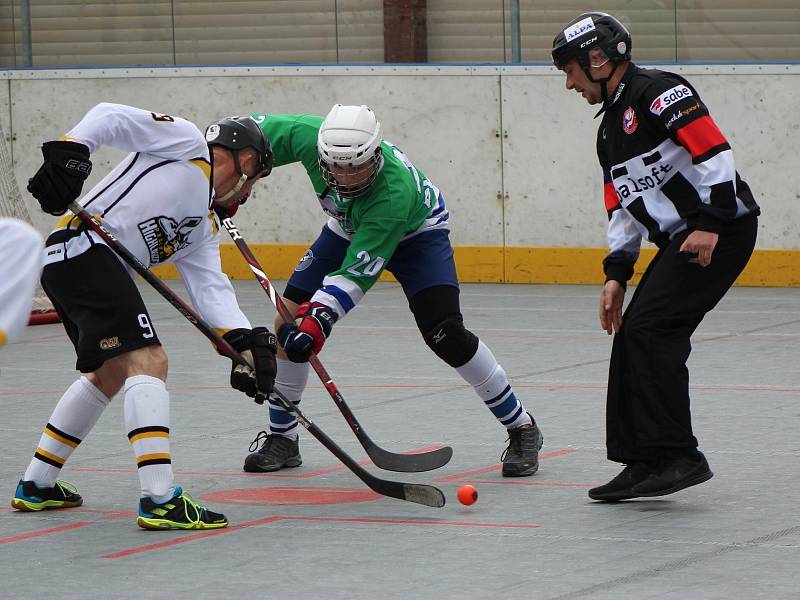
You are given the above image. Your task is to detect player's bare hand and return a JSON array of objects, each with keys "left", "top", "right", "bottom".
[
  {"left": 599, "top": 280, "right": 624, "bottom": 335},
  {"left": 680, "top": 230, "right": 719, "bottom": 267}
]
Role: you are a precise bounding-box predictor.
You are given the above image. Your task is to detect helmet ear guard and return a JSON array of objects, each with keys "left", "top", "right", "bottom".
[
  {"left": 206, "top": 115, "right": 273, "bottom": 205},
  {"left": 205, "top": 116, "right": 273, "bottom": 176},
  {"left": 551, "top": 12, "right": 632, "bottom": 107}
]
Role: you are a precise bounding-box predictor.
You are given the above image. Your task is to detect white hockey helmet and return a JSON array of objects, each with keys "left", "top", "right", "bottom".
[{"left": 317, "top": 104, "right": 383, "bottom": 198}]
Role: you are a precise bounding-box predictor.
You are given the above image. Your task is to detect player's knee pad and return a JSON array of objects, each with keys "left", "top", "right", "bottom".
[{"left": 422, "top": 316, "right": 479, "bottom": 368}]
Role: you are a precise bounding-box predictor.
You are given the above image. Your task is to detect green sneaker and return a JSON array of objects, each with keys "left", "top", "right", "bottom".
[
  {"left": 137, "top": 487, "right": 228, "bottom": 530},
  {"left": 12, "top": 479, "right": 83, "bottom": 511}
]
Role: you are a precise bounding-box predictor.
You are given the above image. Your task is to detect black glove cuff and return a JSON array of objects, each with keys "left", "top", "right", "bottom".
[
  {"left": 42, "top": 140, "right": 91, "bottom": 160},
  {"left": 222, "top": 328, "right": 252, "bottom": 353},
  {"left": 250, "top": 327, "right": 277, "bottom": 353}
]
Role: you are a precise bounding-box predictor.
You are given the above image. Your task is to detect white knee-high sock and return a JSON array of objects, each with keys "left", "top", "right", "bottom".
[
  {"left": 455, "top": 341, "right": 533, "bottom": 429},
  {"left": 123, "top": 375, "right": 175, "bottom": 503},
  {"left": 24, "top": 376, "right": 110, "bottom": 487},
  {"left": 268, "top": 358, "right": 309, "bottom": 440}
]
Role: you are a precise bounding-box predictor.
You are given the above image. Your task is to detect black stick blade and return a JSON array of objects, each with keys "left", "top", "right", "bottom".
[
  {"left": 366, "top": 443, "right": 453, "bottom": 473},
  {"left": 402, "top": 483, "right": 446, "bottom": 508},
  {"left": 365, "top": 475, "right": 446, "bottom": 508}
]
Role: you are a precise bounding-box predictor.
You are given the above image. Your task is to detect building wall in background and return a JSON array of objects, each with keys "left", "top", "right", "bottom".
[
  {"left": 2, "top": 65, "right": 798, "bottom": 285},
  {"left": 2, "top": 1, "right": 799, "bottom": 68}
]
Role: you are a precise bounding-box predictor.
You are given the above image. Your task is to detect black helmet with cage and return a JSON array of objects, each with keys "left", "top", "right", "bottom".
[
  {"left": 205, "top": 116, "right": 273, "bottom": 177},
  {"left": 552, "top": 12, "right": 632, "bottom": 106}
]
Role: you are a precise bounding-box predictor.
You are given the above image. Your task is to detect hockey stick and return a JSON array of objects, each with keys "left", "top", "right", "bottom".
[
  {"left": 65, "top": 202, "right": 445, "bottom": 508},
  {"left": 218, "top": 211, "right": 453, "bottom": 473}
]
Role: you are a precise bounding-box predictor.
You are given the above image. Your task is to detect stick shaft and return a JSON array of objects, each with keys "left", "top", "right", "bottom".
[
  {"left": 218, "top": 213, "right": 453, "bottom": 473},
  {"left": 67, "top": 203, "right": 443, "bottom": 506}
]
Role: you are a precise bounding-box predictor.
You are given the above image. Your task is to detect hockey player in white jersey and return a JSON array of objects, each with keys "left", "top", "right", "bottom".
[
  {"left": 13, "top": 103, "right": 276, "bottom": 530},
  {"left": 0, "top": 218, "right": 44, "bottom": 347}
]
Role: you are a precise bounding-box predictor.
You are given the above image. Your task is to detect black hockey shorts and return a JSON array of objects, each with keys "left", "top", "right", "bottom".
[{"left": 41, "top": 244, "right": 161, "bottom": 373}]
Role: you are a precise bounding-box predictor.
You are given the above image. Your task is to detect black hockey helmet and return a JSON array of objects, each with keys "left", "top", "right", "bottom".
[
  {"left": 205, "top": 116, "right": 273, "bottom": 176},
  {"left": 552, "top": 12, "right": 632, "bottom": 70}
]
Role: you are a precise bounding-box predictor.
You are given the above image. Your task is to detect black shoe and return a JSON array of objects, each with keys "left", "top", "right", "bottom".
[
  {"left": 631, "top": 451, "right": 713, "bottom": 497},
  {"left": 501, "top": 415, "right": 543, "bottom": 477},
  {"left": 243, "top": 431, "right": 302, "bottom": 473},
  {"left": 12, "top": 479, "right": 83, "bottom": 511},
  {"left": 588, "top": 463, "right": 655, "bottom": 501},
  {"left": 137, "top": 487, "right": 228, "bottom": 530}
]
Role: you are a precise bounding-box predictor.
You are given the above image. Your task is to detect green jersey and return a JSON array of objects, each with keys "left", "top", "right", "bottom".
[{"left": 252, "top": 113, "right": 449, "bottom": 318}]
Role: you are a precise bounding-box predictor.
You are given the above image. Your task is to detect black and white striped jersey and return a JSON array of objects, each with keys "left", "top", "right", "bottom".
[{"left": 597, "top": 64, "right": 760, "bottom": 283}]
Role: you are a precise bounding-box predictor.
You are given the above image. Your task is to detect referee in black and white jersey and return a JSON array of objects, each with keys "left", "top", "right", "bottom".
[{"left": 552, "top": 13, "right": 759, "bottom": 501}]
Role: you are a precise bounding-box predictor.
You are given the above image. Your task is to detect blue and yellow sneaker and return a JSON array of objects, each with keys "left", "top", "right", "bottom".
[
  {"left": 137, "top": 487, "right": 228, "bottom": 530},
  {"left": 12, "top": 479, "right": 83, "bottom": 511}
]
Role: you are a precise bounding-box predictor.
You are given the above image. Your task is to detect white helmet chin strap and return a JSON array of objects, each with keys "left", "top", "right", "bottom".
[{"left": 215, "top": 173, "right": 248, "bottom": 204}]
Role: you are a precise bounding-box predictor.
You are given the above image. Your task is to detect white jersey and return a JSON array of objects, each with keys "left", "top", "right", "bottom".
[
  {"left": 43, "top": 103, "right": 250, "bottom": 332},
  {"left": 0, "top": 219, "right": 44, "bottom": 346}
]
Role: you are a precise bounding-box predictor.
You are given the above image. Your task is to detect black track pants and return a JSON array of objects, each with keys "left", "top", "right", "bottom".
[{"left": 606, "top": 216, "right": 758, "bottom": 463}]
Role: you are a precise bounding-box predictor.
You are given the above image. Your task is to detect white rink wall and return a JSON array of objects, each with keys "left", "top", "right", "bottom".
[{"left": 2, "top": 65, "right": 798, "bottom": 249}]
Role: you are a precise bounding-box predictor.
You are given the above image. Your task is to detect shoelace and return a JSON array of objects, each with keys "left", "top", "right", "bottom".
[
  {"left": 173, "top": 490, "right": 204, "bottom": 524},
  {"left": 54, "top": 480, "right": 78, "bottom": 498},
  {"left": 249, "top": 430, "right": 269, "bottom": 452},
  {"left": 499, "top": 428, "right": 522, "bottom": 461}
]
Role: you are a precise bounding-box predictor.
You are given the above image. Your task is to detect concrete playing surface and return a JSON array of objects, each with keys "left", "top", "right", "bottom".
[{"left": 1, "top": 281, "right": 798, "bottom": 599}]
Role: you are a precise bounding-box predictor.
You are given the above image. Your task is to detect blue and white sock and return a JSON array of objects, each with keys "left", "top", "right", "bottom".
[
  {"left": 268, "top": 358, "right": 309, "bottom": 440},
  {"left": 456, "top": 341, "right": 532, "bottom": 429}
]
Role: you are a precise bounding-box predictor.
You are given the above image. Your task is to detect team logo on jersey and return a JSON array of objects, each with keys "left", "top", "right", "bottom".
[
  {"left": 295, "top": 249, "right": 315, "bottom": 272},
  {"left": 138, "top": 215, "right": 203, "bottom": 263},
  {"left": 622, "top": 107, "right": 638, "bottom": 134},
  {"left": 99, "top": 336, "right": 121, "bottom": 350},
  {"left": 649, "top": 85, "right": 693, "bottom": 116},
  {"left": 665, "top": 102, "right": 701, "bottom": 129},
  {"left": 611, "top": 82, "right": 626, "bottom": 105},
  {"left": 318, "top": 191, "right": 355, "bottom": 234}
]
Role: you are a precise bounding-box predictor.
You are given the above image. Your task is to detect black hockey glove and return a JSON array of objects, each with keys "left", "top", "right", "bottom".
[
  {"left": 27, "top": 141, "right": 92, "bottom": 216},
  {"left": 222, "top": 327, "right": 278, "bottom": 404}
]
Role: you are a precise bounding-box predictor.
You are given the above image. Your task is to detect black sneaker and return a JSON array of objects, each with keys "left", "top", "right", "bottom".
[
  {"left": 588, "top": 462, "right": 655, "bottom": 501},
  {"left": 631, "top": 451, "right": 713, "bottom": 497},
  {"left": 501, "top": 415, "right": 543, "bottom": 477},
  {"left": 12, "top": 479, "right": 83, "bottom": 512},
  {"left": 243, "top": 431, "right": 302, "bottom": 473},
  {"left": 137, "top": 487, "right": 228, "bottom": 530}
]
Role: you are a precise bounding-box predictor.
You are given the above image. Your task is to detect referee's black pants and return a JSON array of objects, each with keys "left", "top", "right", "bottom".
[{"left": 606, "top": 215, "right": 758, "bottom": 464}]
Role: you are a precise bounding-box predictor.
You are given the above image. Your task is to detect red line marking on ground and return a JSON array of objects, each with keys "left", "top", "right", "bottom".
[
  {"left": 71, "top": 463, "right": 371, "bottom": 479},
  {"left": 104, "top": 514, "right": 539, "bottom": 559},
  {"left": 277, "top": 515, "right": 540, "bottom": 529},
  {"left": 463, "top": 480, "right": 594, "bottom": 488},
  {"left": 103, "top": 515, "right": 285, "bottom": 559},
  {"left": 74, "top": 446, "right": 443, "bottom": 479},
  {"left": 433, "top": 449, "right": 577, "bottom": 483},
  {"left": 71, "top": 465, "right": 366, "bottom": 478},
  {"left": 202, "top": 486, "right": 381, "bottom": 506},
  {"left": 0, "top": 521, "right": 95, "bottom": 545}
]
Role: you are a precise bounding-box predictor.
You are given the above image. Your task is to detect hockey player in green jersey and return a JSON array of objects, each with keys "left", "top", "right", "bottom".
[{"left": 243, "top": 104, "right": 544, "bottom": 477}]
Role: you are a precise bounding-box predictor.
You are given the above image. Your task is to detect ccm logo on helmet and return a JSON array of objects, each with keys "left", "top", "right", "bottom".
[
  {"left": 649, "top": 85, "right": 694, "bottom": 116},
  {"left": 580, "top": 36, "right": 598, "bottom": 48}
]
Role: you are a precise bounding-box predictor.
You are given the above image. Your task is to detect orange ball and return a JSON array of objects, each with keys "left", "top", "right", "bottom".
[{"left": 457, "top": 484, "right": 478, "bottom": 506}]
